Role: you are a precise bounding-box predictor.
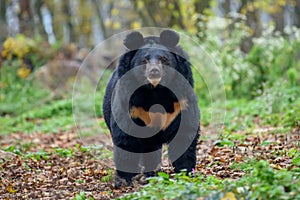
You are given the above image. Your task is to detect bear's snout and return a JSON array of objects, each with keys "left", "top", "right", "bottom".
[
  {"left": 146, "top": 61, "right": 163, "bottom": 87},
  {"left": 149, "top": 68, "right": 161, "bottom": 78}
]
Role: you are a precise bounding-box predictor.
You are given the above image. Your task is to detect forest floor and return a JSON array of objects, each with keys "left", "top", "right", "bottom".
[{"left": 1, "top": 120, "right": 299, "bottom": 199}]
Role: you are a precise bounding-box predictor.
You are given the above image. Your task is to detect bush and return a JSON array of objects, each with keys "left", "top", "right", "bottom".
[
  {"left": 192, "top": 16, "right": 300, "bottom": 99},
  {"left": 0, "top": 61, "right": 50, "bottom": 115},
  {"left": 1, "top": 34, "right": 56, "bottom": 79}
]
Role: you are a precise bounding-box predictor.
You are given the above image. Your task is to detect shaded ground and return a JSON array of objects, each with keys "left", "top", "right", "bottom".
[{"left": 0, "top": 124, "right": 299, "bottom": 199}]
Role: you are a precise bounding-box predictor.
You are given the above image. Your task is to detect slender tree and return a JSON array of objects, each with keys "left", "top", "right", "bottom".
[
  {"left": 31, "top": 0, "right": 48, "bottom": 38},
  {"left": 19, "top": 0, "right": 33, "bottom": 36},
  {"left": 63, "top": 0, "right": 77, "bottom": 43},
  {"left": 0, "top": 0, "right": 7, "bottom": 41},
  {"left": 294, "top": 0, "right": 300, "bottom": 27},
  {"left": 91, "top": 0, "right": 108, "bottom": 39}
]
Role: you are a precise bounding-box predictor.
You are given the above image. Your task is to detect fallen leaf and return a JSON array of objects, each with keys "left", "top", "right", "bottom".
[{"left": 221, "top": 192, "right": 236, "bottom": 200}]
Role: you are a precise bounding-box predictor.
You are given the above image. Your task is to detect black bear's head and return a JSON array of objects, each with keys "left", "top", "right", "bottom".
[{"left": 119, "top": 30, "right": 193, "bottom": 88}]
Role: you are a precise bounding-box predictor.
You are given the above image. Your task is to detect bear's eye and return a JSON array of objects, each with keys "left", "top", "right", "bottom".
[
  {"left": 160, "top": 56, "right": 170, "bottom": 65},
  {"left": 142, "top": 58, "right": 148, "bottom": 64}
]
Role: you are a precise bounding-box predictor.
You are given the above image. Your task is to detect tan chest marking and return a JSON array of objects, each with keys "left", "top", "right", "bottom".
[{"left": 130, "top": 99, "right": 188, "bottom": 131}]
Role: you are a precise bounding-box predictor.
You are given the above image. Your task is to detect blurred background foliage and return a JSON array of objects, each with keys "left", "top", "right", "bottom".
[{"left": 0, "top": 0, "right": 300, "bottom": 133}]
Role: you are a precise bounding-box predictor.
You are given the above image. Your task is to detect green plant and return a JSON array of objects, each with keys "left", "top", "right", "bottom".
[
  {"left": 3, "top": 145, "right": 22, "bottom": 155},
  {"left": 0, "top": 61, "right": 50, "bottom": 116},
  {"left": 190, "top": 16, "right": 300, "bottom": 100},
  {"left": 72, "top": 191, "right": 94, "bottom": 200},
  {"left": 231, "top": 161, "right": 300, "bottom": 200},
  {"left": 100, "top": 169, "right": 114, "bottom": 182},
  {"left": 118, "top": 160, "right": 300, "bottom": 200},
  {"left": 118, "top": 172, "right": 225, "bottom": 200},
  {"left": 55, "top": 148, "right": 74, "bottom": 157},
  {"left": 19, "top": 98, "right": 73, "bottom": 120},
  {"left": 25, "top": 150, "right": 50, "bottom": 161}
]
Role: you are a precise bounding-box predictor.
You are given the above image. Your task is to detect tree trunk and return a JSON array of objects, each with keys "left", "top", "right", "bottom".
[
  {"left": 238, "top": 0, "right": 262, "bottom": 52},
  {"left": 19, "top": 0, "right": 33, "bottom": 36},
  {"left": 0, "top": 0, "right": 6, "bottom": 24},
  {"left": 194, "top": 0, "right": 210, "bottom": 14},
  {"left": 46, "top": 2, "right": 60, "bottom": 43},
  {"left": 272, "top": 9, "right": 284, "bottom": 33},
  {"left": 31, "top": 0, "right": 47, "bottom": 38},
  {"left": 194, "top": 0, "right": 210, "bottom": 40},
  {"left": 0, "top": 0, "right": 7, "bottom": 41},
  {"left": 221, "top": 0, "right": 231, "bottom": 16},
  {"left": 91, "top": 0, "right": 108, "bottom": 39},
  {"left": 294, "top": 0, "right": 300, "bottom": 28},
  {"left": 144, "top": 1, "right": 165, "bottom": 27},
  {"left": 130, "top": 0, "right": 155, "bottom": 27},
  {"left": 169, "top": 1, "right": 185, "bottom": 29},
  {"left": 63, "top": 0, "right": 77, "bottom": 43}
]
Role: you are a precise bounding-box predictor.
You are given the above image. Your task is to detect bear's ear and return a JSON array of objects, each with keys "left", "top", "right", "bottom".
[
  {"left": 160, "top": 30, "right": 179, "bottom": 48},
  {"left": 123, "top": 31, "right": 145, "bottom": 50}
]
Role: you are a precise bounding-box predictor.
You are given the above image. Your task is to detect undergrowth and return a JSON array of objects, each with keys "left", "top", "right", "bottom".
[{"left": 119, "top": 160, "right": 300, "bottom": 200}]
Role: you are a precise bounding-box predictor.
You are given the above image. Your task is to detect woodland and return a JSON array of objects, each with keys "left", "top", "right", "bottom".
[{"left": 0, "top": 0, "right": 300, "bottom": 199}]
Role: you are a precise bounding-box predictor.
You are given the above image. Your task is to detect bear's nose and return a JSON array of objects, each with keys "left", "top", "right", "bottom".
[
  {"left": 149, "top": 68, "right": 161, "bottom": 79},
  {"left": 150, "top": 68, "right": 160, "bottom": 75}
]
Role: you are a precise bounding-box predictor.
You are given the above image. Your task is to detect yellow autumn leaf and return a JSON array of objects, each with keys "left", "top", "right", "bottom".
[
  {"left": 6, "top": 53, "right": 12, "bottom": 60},
  {"left": 247, "top": 3, "right": 254, "bottom": 12},
  {"left": 253, "top": 1, "right": 260, "bottom": 8},
  {"left": 168, "top": 3, "right": 175, "bottom": 10},
  {"left": 248, "top": 28, "right": 255, "bottom": 36},
  {"left": 67, "top": 76, "right": 76, "bottom": 85},
  {"left": 3, "top": 37, "right": 15, "bottom": 49},
  {"left": 154, "top": 14, "right": 161, "bottom": 21},
  {"left": 278, "top": 0, "right": 287, "bottom": 6},
  {"left": 112, "top": 21, "right": 121, "bottom": 30},
  {"left": 136, "top": 1, "right": 144, "bottom": 9},
  {"left": 131, "top": 21, "right": 141, "bottom": 29},
  {"left": 6, "top": 185, "right": 17, "bottom": 193},
  {"left": 82, "top": 25, "right": 91, "bottom": 34},
  {"left": 17, "top": 66, "right": 31, "bottom": 79},
  {"left": 111, "top": 8, "right": 119, "bottom": 16},
  {"left": 290, "top": 0, "right": 297, "bottom": 6},
  {"left": 240, "top": 7, "right": 247, "bottom": 15},
  {"left": 105, "top": 19, "right": 112, "bottom": 27},
  {"left": 189, "top": 27, "right": 197, "bottom": 35},
  {"left": 221, "top": 192, "right": 237, "bottom": 200},
  {"left": 1, "top": 49, "right": 8, "bottom": 57}
]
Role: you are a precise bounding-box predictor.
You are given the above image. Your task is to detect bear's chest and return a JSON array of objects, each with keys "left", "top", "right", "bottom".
[{"left": 129, "top": 86, "right": 188, "bottom": 131}]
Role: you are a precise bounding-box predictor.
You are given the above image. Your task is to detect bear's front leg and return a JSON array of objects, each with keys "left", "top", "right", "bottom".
[
  {"left": 113, "top": 145, "right": 140, "bottom": 188},
  {"left": 140, "top": 147, "right": 162, "bottom": 177},
  {"left": 169, "top": 133, "right": 199, "bottom": 173}
]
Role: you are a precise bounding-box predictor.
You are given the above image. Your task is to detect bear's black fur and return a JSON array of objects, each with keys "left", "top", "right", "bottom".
[{"left": 103, "top": 30, "right": 200, "bottom": 188}]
